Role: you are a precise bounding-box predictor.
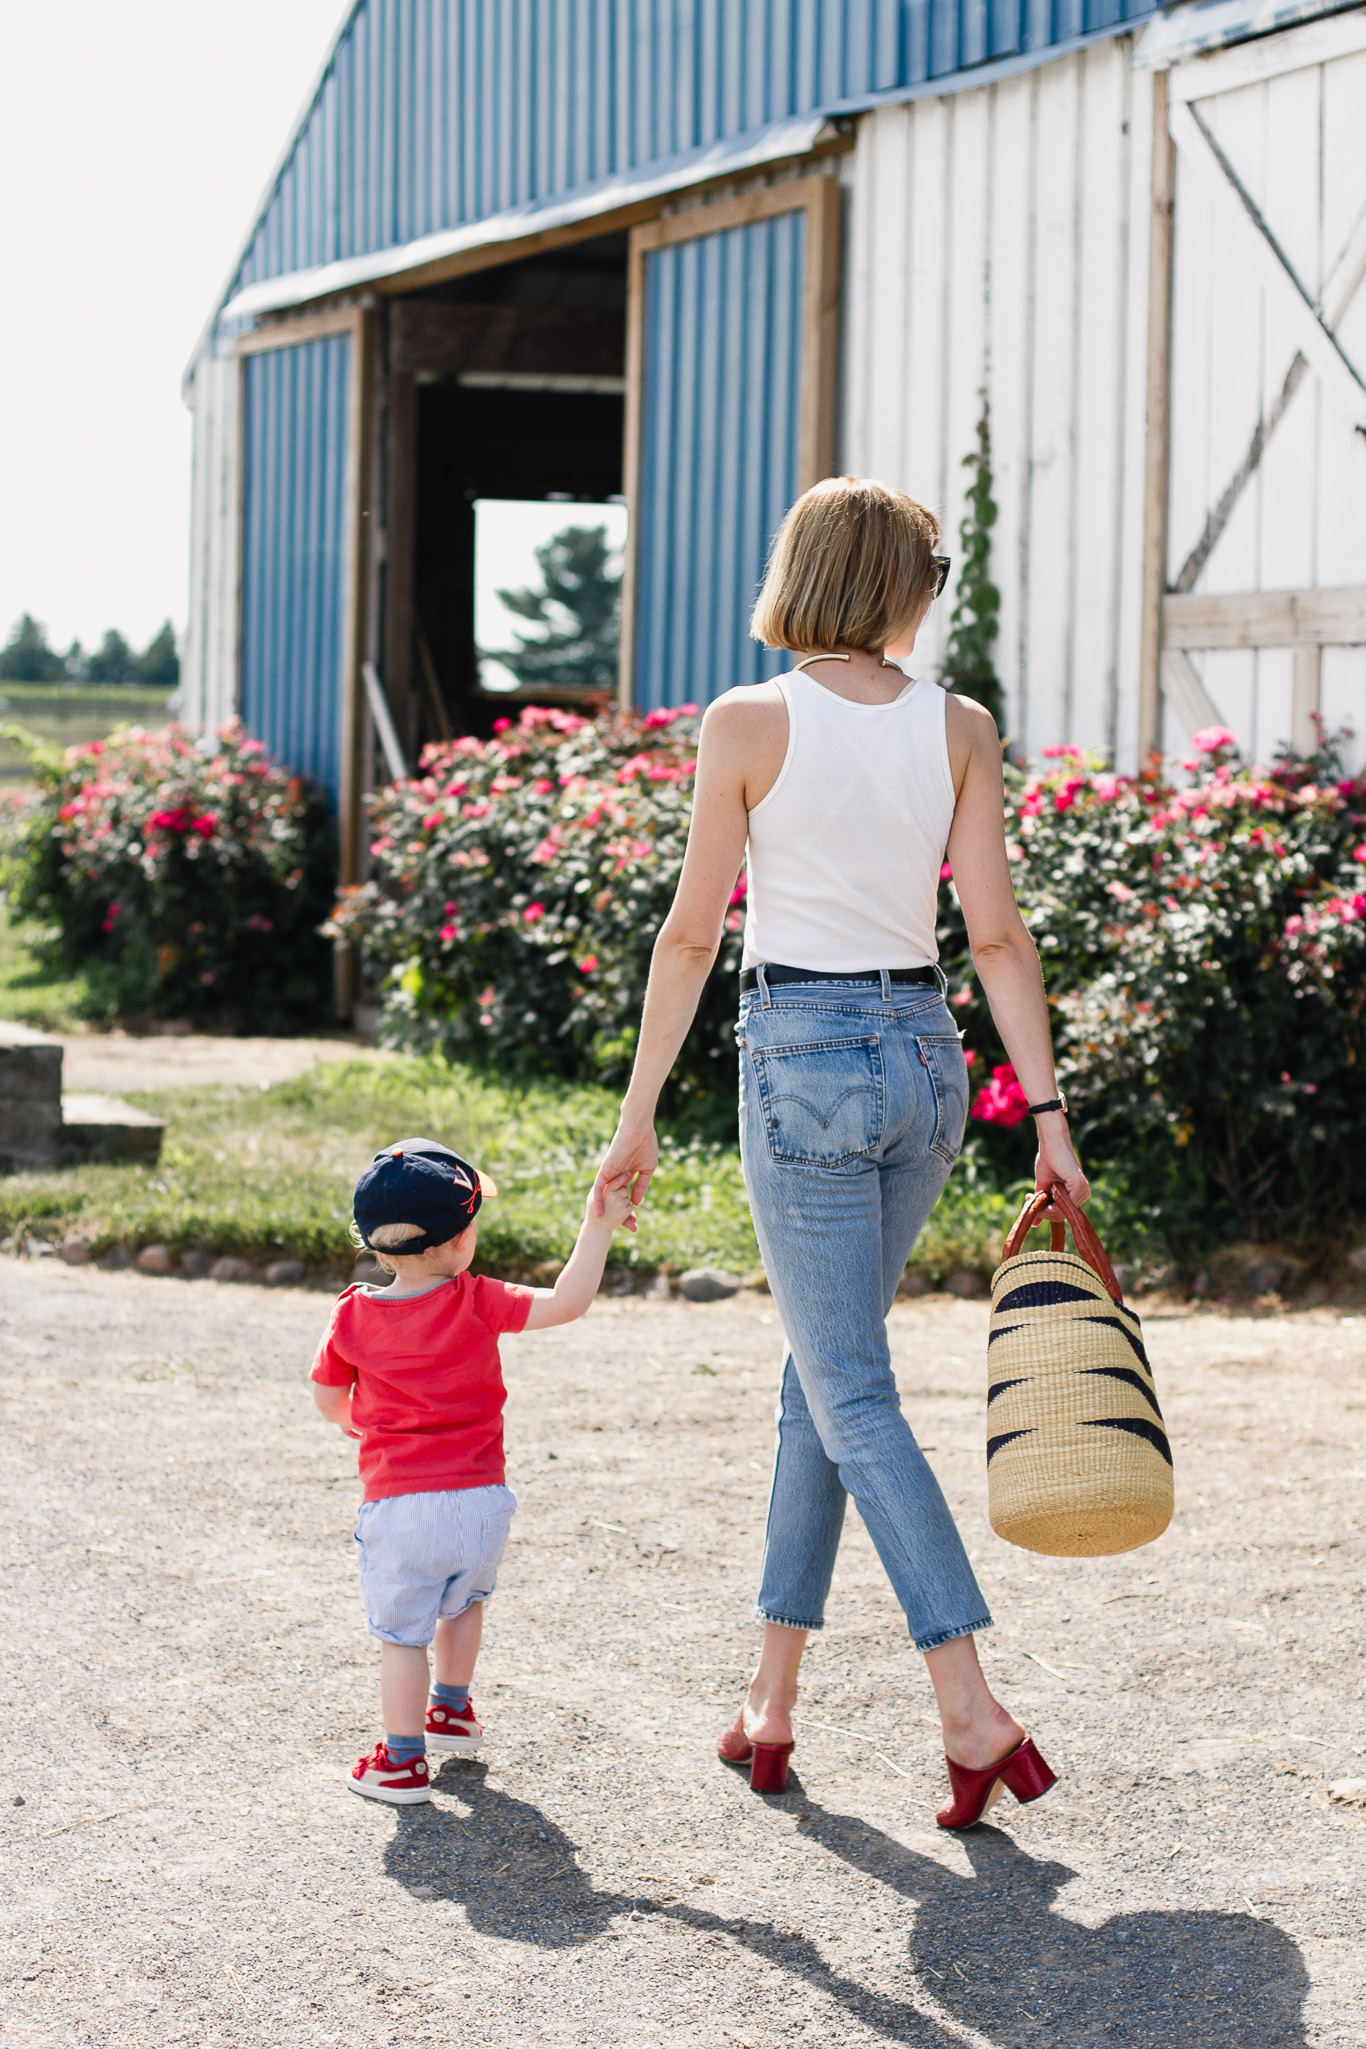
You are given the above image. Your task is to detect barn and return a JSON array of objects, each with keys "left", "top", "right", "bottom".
[{"left": 183, "top": 0, "right": 1366, "bottom": 899}]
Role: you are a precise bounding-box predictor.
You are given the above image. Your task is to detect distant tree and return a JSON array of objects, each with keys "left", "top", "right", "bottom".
[
  {"left": 485, "top": 525, "right": 621, "bottom": 695},
  {"left": 62, "top": 640, "right": 88, "bottom": 680},
  {"left": 135, "top": 620, "right": 180, "bottom": 687},
  {"left": 0, "top": 613, "right": 66, "bottom": 682},
  {"left": 86, "top": 628, "right": 138, "bottom": 683}
]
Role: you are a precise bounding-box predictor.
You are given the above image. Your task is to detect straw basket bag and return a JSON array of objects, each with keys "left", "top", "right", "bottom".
[{"left": 986, "top": 1185, "right": 1173, "bottom": 1557}]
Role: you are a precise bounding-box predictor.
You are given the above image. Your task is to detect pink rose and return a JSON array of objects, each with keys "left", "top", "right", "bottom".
[
  {"left": 1191, "top": 724, "right": 1239, "bottom": 753},
  {"left": 522, "top": 903, "right": 545, "bottom": 923},
  {"left": 969, "top": 1063, "right": 1030, "bottom": 1129}
]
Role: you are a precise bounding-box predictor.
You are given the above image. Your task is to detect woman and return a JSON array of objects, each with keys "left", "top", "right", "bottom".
[{"left": 593, "top": 477, "right": 1089, "bottom": 1829}]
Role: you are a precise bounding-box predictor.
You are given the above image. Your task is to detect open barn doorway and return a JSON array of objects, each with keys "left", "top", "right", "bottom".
[{"left": 377, "top": 233, "right": 627, "bottom": 761}]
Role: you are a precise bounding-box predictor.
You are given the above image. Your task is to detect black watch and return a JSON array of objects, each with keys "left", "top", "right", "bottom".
[{"left": 1026, "top": 1090, "right": 1068, "bottom": 1116}]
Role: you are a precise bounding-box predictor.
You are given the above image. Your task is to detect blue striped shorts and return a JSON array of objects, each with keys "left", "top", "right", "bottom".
[{"left": 354, "top": 1484, "right": 517, "bottom": 1647}]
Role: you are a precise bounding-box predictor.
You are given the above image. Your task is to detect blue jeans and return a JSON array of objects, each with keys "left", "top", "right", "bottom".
[{"left": 738, "top": 971, "right": 991, "bottom": 1651}]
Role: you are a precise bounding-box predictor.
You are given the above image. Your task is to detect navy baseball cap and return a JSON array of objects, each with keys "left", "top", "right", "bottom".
[{"left": 353, "top": 1137, "right": 498, "bottom": 1253}]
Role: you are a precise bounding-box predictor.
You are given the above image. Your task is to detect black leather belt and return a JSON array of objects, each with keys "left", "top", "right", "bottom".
[{"left": 739, "top": 962, "right": 938, "bottom": 993}]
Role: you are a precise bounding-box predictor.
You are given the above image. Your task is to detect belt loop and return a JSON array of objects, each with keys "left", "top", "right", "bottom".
[
  {"left": 933, "top": 963, "right": 948, "bottom": 998},
  {"left": 756, "top": 962, "right": 771, "bottom": 1010},
  {"left": 879, "top": 968, "right": 892, "bottom": 1004}
]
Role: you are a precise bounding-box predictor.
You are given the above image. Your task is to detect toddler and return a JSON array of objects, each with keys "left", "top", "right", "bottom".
[{"left": 312, "top": 1135, "right": 633, "bottom": 1804}]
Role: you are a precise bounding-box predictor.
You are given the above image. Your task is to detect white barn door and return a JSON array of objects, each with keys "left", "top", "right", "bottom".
[{"left": 1163, "top": 11, "right": 1366, "bottom": 766}]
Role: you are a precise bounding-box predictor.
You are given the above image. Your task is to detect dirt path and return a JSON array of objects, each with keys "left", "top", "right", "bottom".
[{"left": 1, "top": 1264, "right": 1363, "bottom": 2047}]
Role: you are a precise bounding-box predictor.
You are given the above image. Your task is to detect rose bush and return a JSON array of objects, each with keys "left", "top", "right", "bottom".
[
  {"left": 337, "top": 703, "right": 1366, "bottom": 1247},
  {"left": 326, "top": 704, "right": 745, "bottom": 1123},
  {"left": 1, "top": 721, "right": 335, "bottom": 1029},
  {"left": 940, "top": 727, "right": 1366, "bottom": 1242}
]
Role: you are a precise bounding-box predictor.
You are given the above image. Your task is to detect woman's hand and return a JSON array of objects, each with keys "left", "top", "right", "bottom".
[
  {"left": 592, "top": 1116, "right": 659, "bottom": 1225},
  {"left": 1034, "top": 1114, "right": 1090, "bottom": 1209}
]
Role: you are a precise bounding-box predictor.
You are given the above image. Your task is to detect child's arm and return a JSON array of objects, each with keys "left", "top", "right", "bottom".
[
  {"left": 523, "top": 1184, "right": 635, "bottom": 1331},
  {"left": 313, "top": 1382, "right": 359, "bottom": 1436}
]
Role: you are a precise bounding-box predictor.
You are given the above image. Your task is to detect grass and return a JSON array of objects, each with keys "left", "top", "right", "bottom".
[
  {"left": 0, "top": 1049, "right": 1074, "bottom": 1286},
  {"left": 0, "top": 902, "right": 1147, "bottom": 1286},
  {"left": 0, "top": 682, "right": 175, "bottom": 785},
  {"left": 0, "top": 901, "right": 94, "bottom": 1031}
]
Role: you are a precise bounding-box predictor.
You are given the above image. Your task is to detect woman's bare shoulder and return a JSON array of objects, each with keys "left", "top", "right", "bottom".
[
  {"left": 943, "top": 688, "right": 1000, "bottom": 745},
  {"left": 943, "top": 687, "right": 1001, "bottom": 791},
  {"left": 702, "top": 678, "right": 788, "bottom": 725}
]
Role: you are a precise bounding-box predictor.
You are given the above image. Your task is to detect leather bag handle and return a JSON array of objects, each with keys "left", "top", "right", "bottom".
[{"left": 1001, "top": 1185, "right": 1124, "bottom": 1303}]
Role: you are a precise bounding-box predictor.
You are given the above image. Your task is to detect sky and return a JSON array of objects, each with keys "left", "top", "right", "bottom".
[
  {"left": 0, "top": 0, "right": 344, "bottom": 657},
  {"left": 477, "top": 500, "right": 629, "bottom": 688}
]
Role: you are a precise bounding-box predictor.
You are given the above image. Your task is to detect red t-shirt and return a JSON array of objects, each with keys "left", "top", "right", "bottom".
[{"left": 311, "top": 1273, "right": 533, "bottom": 1501}]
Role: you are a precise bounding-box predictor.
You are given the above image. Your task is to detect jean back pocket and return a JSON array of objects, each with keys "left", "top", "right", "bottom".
[
  {"left": 750, "top": 1034, "right": 885, "bottom": 1167},
  {"left": 916, "top": 1033, "right": 969, "bottom": 1164}
]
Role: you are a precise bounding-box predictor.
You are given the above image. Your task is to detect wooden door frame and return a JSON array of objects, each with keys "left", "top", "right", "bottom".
[
  {"left": 236, "top": 306, "right": 374, "bottom": 1008},
  {"left": 617, "top": 173, "right": 842, "bottom": 711}
]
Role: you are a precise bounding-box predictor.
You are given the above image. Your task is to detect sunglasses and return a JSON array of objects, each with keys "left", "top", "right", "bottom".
[{"left": 930, "top": 555, "right": 951, "bottom": 600}]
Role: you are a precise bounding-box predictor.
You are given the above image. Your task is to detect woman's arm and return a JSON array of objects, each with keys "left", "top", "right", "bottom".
[
  {"left": 591, "top": 691, "right": 766, "bottom": 1212},
  {"left": 943, "top": 695, "right": 1089, "bottom": 1207}
]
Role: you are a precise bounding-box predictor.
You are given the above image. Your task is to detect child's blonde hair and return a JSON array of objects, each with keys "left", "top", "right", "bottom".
[
  {"left": 751, "top": 477, "right": 940, "bottom": 654},
  {"left": 349, "top": 1218, "right": 428, "bottom": 1275}
]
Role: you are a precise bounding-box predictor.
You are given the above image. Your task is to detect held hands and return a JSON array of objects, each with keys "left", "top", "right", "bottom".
[
  {"left": 1034, "top": 1114, "right": 1090, "bottom": 1211},
  {"left": 592, "top": 1116, "right": 659, "bottom": 1229},
  {"left": 587, "top": 1179, "right": 639, "bottom": 1235}
]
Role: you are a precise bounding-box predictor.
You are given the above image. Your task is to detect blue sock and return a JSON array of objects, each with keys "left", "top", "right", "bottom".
[
  {"left": 385, "top": 1732, "right": 425, "bottom": 1764},
  {"left": 430, "top": 1681, "right": 470, "bottom": 1711}
]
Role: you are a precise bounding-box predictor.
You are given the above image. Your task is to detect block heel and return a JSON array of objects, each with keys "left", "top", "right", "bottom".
[
  {"left": 717, "top": 1722, "right": 795, "bottom": 1793},
  {"left": 935, "top": 1735, "right": 1057, "bottom": 1830}
]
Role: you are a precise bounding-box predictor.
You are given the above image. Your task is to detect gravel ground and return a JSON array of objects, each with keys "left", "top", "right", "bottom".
[{"left": 2, "top": 1262, "right": 1364, "bottom": 2047}]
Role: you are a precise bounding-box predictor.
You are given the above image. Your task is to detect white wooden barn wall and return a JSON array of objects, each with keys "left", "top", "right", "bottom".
[
  {"left": 1164, "top": 16, "right": 1366, "bottom": 770},
  {"left": 842, "top": 38, "right": 1155, "bottom": 767},
  {"left": 181, "top": 351, "right": 240, "bottom": 740}
]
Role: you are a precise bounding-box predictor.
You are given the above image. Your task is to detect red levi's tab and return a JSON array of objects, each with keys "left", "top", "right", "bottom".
[{"left": 311, "top": 1274, "right": 533, "bottom": 1500}]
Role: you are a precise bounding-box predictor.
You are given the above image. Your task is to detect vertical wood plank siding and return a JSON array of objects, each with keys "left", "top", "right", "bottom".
[
  {"left": 1166, "top": 43, "right": 1366, "bottom": 768},
  {"left": 844, "top": 37, "right": 1153, "bottom": 765},
  {"left": 633, "top": 209, "right": 805, "bottom": 710},
  {"left": 181, "top": 352, "right": 240, "bottom": 739},
  {"left": 225, "top": 0, "right": 1157, "bottom": 307},
  {"left": 239, "top": 335, "right": 353, "bottom": 799}
]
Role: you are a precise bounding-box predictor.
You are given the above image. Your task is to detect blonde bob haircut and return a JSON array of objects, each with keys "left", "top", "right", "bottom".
[{"left": 751, "top": 476, "right": 940, "bottom": 655}]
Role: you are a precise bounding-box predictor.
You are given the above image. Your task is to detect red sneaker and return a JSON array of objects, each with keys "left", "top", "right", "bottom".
[
  {"left": 426, "top": 1697, "right": 484, "bottom": 1754},
  {"left": 348, "top": 1742, "right": 430, "bottom": 1805}
]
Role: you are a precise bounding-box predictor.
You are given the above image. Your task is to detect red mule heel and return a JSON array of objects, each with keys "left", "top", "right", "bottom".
[
  {"left": 716, "top": 1723, "right": 795, "bottom": 1794},
  {"left": 935, "top": 1735, "right": 1057, "bottom": 1831},
  {"left": 748, "top": 1741, "right": 794, "bottom": 1793}
]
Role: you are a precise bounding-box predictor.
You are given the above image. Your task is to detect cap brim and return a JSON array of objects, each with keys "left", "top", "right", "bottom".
[{"left": 476, "top": 1168, "right": 498, "bottom": 1201}]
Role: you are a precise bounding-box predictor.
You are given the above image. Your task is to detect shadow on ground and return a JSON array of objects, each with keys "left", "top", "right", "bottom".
[{"left": 385, "top": 1767, "right": 1308, "bottom": 2046}]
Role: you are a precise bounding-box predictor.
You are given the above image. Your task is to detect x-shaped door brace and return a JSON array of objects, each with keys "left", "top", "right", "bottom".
[{"left": 1162, "top": 91, "right": 1366, "bottom": 738}]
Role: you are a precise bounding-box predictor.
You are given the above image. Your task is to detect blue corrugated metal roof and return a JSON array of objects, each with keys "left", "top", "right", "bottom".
[{"left": 204, "top": 0, "right": 1160, "bottom": 344}]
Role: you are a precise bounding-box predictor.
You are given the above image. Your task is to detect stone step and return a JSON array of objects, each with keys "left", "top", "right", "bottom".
[
  {"left": 59, "top": 1093, "right": 165, "bottom": 1166},
  {"left": 0, "top": 1022, "right": 164, "bottom": 1171}
]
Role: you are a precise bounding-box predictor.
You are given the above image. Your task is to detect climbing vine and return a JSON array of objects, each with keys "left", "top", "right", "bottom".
[{"left": 941, "top": 391, "right": 1005, "bottom": 730}]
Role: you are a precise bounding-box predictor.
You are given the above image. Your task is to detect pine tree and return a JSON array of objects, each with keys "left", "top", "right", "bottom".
[
  {"left": 941, "top": 393, "right": 1006, "bottom": 731},
  {"left": 0, "top": 614, "right": 66, "bottom": 682},
  {"left": 136, "top": 621, "right": 180, "bottom": 687},
  {"left": 486, "top": 525, "right": 621, "bottom": 694},
  {"left": 87, "top": 629, "right": 138, "bottom": 683}
]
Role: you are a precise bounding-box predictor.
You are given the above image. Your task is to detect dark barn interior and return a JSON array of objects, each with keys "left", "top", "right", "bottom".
[{"left": 377, "top": 232, "right": 628, "bottom": 763}]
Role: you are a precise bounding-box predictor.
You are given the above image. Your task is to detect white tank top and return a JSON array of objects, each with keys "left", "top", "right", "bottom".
[{"left": 741, "top": 670, "right": 956, "bottom": 971}]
